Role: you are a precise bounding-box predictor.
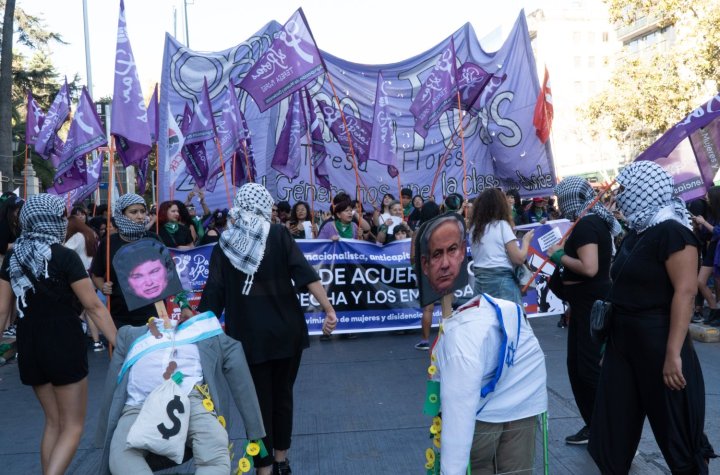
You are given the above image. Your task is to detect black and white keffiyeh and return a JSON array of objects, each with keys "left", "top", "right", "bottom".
[
  {"left": 219, "top": 183, "right": 273, "bottom": 294},
  {"left": 555, "top": 176, "right": 622, "bottom": 236},
  {"left": 113, "top": 194, "right": 147, "bottom": 241},
  {"left": 615, "top": 161, "right": 691, "bottom": 233},
  {"left": 8, "top": 194, "right": 67, "bottom": 316}
]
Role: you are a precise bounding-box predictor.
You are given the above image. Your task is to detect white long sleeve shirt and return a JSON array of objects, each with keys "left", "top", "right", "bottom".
[{"left": 433, "top": 294, "right": 547, "bottom": 475}]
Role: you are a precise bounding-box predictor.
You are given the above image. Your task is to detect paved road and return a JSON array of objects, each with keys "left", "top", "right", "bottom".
[{"left": 0, "top": 316, "right": 718, "bottom": 474}]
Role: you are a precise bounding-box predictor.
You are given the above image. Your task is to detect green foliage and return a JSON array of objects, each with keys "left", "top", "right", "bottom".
[{"left": 583, "top": 0, "right": 720, "bottom": 159}]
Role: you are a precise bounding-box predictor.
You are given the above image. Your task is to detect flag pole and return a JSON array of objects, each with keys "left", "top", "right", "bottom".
[
  {"left": 300, "top": 89, "right": 317, "bottom": 237},
  {"left": 106, "top": 140, "right": 115, "bottom": 314},
  {"left": 154, "top": 143, "right": 159, "bottom": 234},
  {"left": 23, "top": 145, "right": 29, "bottom": 200},
  {"left": 456, "top": 91, "right": 469, "bottom": 222}
]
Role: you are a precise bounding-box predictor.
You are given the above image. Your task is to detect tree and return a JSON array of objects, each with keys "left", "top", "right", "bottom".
[
  {"left": 0, "top": 0, "right": 64, "bottom": 191},
  {"left": 583, "top": 0, "right": 720, "bottom": 159}
]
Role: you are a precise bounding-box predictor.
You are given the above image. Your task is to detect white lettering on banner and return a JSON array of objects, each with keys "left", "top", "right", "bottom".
[
  {"left": 678, "top": 94, "right": 720, "bottom": 126},
  {"left": 350, "top": 267, "right": 416, "bottom": 285},
  {"left": 279, "top": 19, "right": 314, "bottom": 63},
  {"left": 298, "top": 291, "right": 348, "bottom": 307},
  {"left": 74, "top": 111, "right": 95, "bottom": 135},
  {"left": 252, "top": 47, "right": 288, "bottom": 81},
  {"left": 491, "top": 92, "right": 522, "bottom": 147}
]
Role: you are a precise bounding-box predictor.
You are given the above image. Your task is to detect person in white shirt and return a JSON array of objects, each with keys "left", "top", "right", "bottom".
[
  {"left": 470, "top": 188, "right": 534, "bottom": 306},
  {"left": 432, "top": 293, "right": 547, "bottom": 474}
]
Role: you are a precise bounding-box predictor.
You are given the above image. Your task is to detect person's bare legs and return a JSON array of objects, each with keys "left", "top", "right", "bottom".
[
  {"left": 82, "top": 310, "right": 102, "bottom": 345},
  {"left": 274, "top": 448, "right": 288, "bottom": 462},
  {"left": 33, "top": 384, "right": 60, "bottom": 473},
  {"left": 698, "top": 266, "right": 717, "bottom": 314},
  {"left": 34, "top": 379, "right": 88, "bottom": 475},
  {"left": 421, "top": 304, "right": 434, "bottom": 341}
]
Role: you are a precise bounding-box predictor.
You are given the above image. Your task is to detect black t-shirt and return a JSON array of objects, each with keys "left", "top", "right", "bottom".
[
  {"left": 158, "top": 224, "right": 194, "bottom": 248},
  {"left": 610, "top": 220, "right": 699, "bottom": 316},
  {"left": 90, "top": 232, "right": 160, "bottom": 325},
  {"left": 0, "top": 244, "right": 88, "bottom": 319},
  {"left": 562, "top": 214, "right": 613, "bottom": 283},
  {"left": 198, "top": 224, "right": 320, "bottom": 365},
  {"left": 0, "top": 219, "right": 17, "bottom": 255}
]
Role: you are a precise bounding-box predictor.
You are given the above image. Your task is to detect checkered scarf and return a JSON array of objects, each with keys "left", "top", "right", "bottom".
[
  {"left": 219, "top": 183, "right": 273, "bottom": 294},
  {"left": 8, "top": 194, "right": 67, "bottom": 316},
  {"left": 113, "top": 194, "right": 148, "bottom": 241},
  {"left": 555, "top": 176, "right": 622, "bottom": 236},
  {"left": 615, "top": 161, "right": 691, "bottom": 233}
]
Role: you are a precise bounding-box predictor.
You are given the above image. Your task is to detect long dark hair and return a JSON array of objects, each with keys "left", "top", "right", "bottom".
[
  {"left": 0, "top": 196, "right": 22, "bottom": 238},
  {"left": 66, "top": 215, "right": 98, "bottom": 258},
  {"left": 290, "top": 201, "right": 312, "bottom": 223},
  {"left": 707, "top": 186, "right": 720, "bottom": 223},
  {"left": 471, "top": 188, "right": 512, "bottom": 243}
]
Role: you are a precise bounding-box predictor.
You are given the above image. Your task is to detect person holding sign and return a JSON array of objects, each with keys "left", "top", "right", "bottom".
[
  {"left": 550, "top": 176, "right": 620, "bottom": 446},
  {"left": 199, "top": 183, "right": 337, "bottom": 475},
  {"left": 0, "top": 194, "right": 117, "bottom": 475},
  {"left": 91, "top": 194, "right": 162, "bottom": 328},
  {"left": 469, "top": 188, "right": 534, "bottom": 307}
]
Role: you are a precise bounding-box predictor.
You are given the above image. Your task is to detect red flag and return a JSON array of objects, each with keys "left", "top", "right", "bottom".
[{"left": 533, "top": 66, "right": 553, "bottom": 144}]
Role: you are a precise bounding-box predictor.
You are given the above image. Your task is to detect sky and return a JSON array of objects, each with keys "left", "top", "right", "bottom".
[{"left": 17, "top": 0, "right": 539, "bottom": 100}]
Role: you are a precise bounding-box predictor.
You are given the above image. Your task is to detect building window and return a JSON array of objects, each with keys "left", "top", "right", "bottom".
[{"left": 602, "top": 31, "right": 609, "bottom": 42}]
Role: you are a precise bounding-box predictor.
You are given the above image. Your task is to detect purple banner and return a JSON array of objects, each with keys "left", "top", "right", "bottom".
[
  {"left": 48, "top": 152, "right": 104, "bottom": 205},
  {"left": 25, "top": 91, "right": 45, "bottom": 146},
  {"left": 271, "top": 91, "right": 306, "bottom": 178},
  {"left": 34, "top": 80, "right": 70, "bottom": 159},
  {"left": 111, "top": 0, "right": 152, "bottom": 167},
  {"left": 318, "top": 99, "right": 372, "bottom": 166},
  {"left": 409, "top": 38, "right": 458, "bottom": 138},
  {"left": 369, "top": 71, "right": 399, "bottom": 172},
  {"left": 238, "top": 8, "right": 324, "bottom": 112},
  {"left": 148, "top": 83, "right": 159, "bottom": 144}
]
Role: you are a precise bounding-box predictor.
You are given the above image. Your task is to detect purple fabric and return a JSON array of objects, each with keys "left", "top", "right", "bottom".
[
  {"left": 48, "top": 152, "right": 104, "bottom": 204},
  {"left": 111, "top": 0, "right": 152, "bottom": 167},
  {"left": 369, "top": 71, "right": 399, "bottom": 174},
  {"left": 303, "top": 90, "right": 330, "bottom": 189},
  {"left": 53, "top": 88, "right": 107, "bottom": 193},
  {"left": 318, "top": 99, "right": 372, "bottom": 166},
  {"left": 34, "top": 80, "right": 70, "bottom": 159},
  {"left": 238, "top": 8, "right": 325, "bottom": 112},
  {"left": 164, "top": 103, "right": 186, "bottom": 187},
  {"left": 25, "top": 91, "right": 45, "bottom": 146},
  {"left": 317, "top": 220, "right": 357, "bottom": 240},
  {"left": 409, "top": 38, "right": 458, "bottom": 139},
  {"left": 458, "top": 62, "right": 492, "bottom": 111},
  {"left": 205, "top": 84, "right": 242, "bottom": 192},
  {"left": 180, "top": 102, "right": 210, "bottom": 189},
  {"left": 271, "top": 91, "right": 306, "bottom": 178},
  {"left": 148, "top": 83, "right": 159, "bottom": 144},
  {"left": 136, "top": 154, "right": 150, "bottom": 194},
  {"left": 234, "top": 108, "right": 256, "bottom": 184},
  {"left": 636, "top": 94, "right": 720, "bottom": 200}
]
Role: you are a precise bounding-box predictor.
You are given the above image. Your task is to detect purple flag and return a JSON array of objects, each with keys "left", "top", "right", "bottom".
[
  {"left": 180, "top": 103, "right": 210, "bottom": 189},
  {"left": 148, "top": 83, "right": 159, "bottom": 144},
  {"left": 271, "top": 92, "right": 307, "bottom": 178},
  {"left": 53, "top": 87, "right": 107, "bottom": 193},
  {"left": 111, "top": 0, "right": 152, "bottom": 167},
  {"left": 234, "top": 108, "right": 257, "bottom": 184},
  {"left": 318, "top": 99, "right": 372, "bottom": 165},
  {"left": 409, "top": 38, "right": 458, "bottom": 138},
  {"left": 48, "top": 151, "right": 104, "bottom": 204},
  {"left": 238, "top": 8, "right": 325, "bottom": 112},
  {"left": 34, "top": 80, "right": 70, "bottom": 159},
  {"left": 136, "top": 154, "right": 150, "bottom": 194},
  {"left": 205, "top": 85, "right": 242, "bottom": 192},
  {"left": 457, "top": 62, "right": 492, "bottom": 111},
  {"left": 25, "top": 91, "right": 45, "bottom": 146},
  {"left": 164, "top": 104, "right": 186, "bottom": 187},
  {"left": 303, "top": 90, "right": 330, "bottom": 188},
  {"left": 636, "top": 94, "right": 720, "bottom": 200},
  {"left": 369, "top": 72, "right": 399, "bottom": 176}
]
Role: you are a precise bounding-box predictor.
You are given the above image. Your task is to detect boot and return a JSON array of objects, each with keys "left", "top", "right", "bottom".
[{"left": 273, "top": 459, "right": 292, "bottom": 475}]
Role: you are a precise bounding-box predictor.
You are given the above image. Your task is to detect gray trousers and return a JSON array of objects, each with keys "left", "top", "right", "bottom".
[
  {"left": 469, "top": 415, "right": 537, "bottom": 474},
  {"left": 109, "top": 389, "right": 230, "bottom": 475}
]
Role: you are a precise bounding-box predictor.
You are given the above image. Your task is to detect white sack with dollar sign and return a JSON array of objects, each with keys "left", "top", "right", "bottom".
[{"left": 126, "top": 377, "right": 190, "bottom": 464}]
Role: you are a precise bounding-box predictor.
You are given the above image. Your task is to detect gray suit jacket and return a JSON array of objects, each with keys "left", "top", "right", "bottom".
[{"left": 94, "top": 324, "right": 265, "bottom": 475}]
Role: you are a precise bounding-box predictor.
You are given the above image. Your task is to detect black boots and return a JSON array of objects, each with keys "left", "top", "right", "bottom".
[{"left": 273, "top": 459, "right": 292, "bottom": 475}]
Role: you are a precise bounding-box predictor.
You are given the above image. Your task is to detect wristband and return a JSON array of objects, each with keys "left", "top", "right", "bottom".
[{"left": 550, "top": 249, "right": 565, "bottom": 265}]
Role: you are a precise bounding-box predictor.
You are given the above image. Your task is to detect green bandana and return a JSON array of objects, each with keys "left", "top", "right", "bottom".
[
  {"left": 164, "top": 222, "right": 179, "bottom": 234},
  {"left": 334, "top": 219, "right": 353, "bottom": 239}
]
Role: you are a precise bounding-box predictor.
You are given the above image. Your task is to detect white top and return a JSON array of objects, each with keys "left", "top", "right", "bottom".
[
  {"left": 65, "top": 232, "right": 93, "bottom": 270},
  {"left": 126, "top": 338, "right": 204, "bottom": 407},
  {"left": 470, "top": 220, "right": 517, "bottom": 270},
  {"left": 433, "top": 295, "right": 547, "bottom": 475}
]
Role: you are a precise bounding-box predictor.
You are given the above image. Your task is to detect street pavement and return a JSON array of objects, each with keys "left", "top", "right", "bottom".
[{"left": 0, "top": 316, "right": 718, "bottom": 474}]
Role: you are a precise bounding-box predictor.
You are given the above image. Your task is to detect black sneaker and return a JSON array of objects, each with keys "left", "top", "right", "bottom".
[
  {"left": 565, "top": 426, "right": 590, "bottom": 445},
  {"left": 273, "top": 459, "right": 292, "bottom": 475},
  {"left": 692, "top": 312, "right": 705, "bottom": 324}
]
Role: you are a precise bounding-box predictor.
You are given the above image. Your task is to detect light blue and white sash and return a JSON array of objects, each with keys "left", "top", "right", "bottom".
[{"left": 118, "top": 311, "right": 224, "bottom": 383}]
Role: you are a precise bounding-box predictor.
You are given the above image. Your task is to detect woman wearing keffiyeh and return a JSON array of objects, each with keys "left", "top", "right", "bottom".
[
  {"left": 199, "top": 183, "right": 337, "bottom": 475},
  {"left": 548, "top": 176, "right": 618, "bottom": 446},
  {"left": 90, "top": 194, "right": 162, "bottom": 328},
  {"left": 587, "top": 162, "right": 715, "bottom": 473},
  {"left": 0, "top": 193, "right": 117, "bottom": 475}
]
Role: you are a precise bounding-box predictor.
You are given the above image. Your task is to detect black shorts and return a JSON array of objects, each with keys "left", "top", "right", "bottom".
[
  {"left": 16, "top": 315, "right": 88, "bottom": 386},
  {"left": 702, "top": 239, "right": 718, "bottom": 268}
]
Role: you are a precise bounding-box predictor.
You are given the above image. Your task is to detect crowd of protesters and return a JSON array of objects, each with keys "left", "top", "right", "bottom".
[{"left": 0, "top": 172, "right": 717, "bottom": 474}]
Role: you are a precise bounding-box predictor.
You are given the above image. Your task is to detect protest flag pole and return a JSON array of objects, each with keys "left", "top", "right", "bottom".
[
  {"left": 456, "top": 90, "right": 469, "bottom": 220},
  {"left": 105, "top": 138, "right": 116, "bottom": 314},
  {"left": 240, "top": 139, "right": 253, "bottom": 183},
  {"left": 299, "top": 89, "right": 318, "bottom": 237},
  {"left": 214, "top": 137, "right": 233, "bottom": 210},
  {"left": 154, "top": 142, "right": 160, "bottom": 234},
  {"left": 23, "top": 145, "right": 29, "bottom": 200},
  {"left": 520, "top": 179, "right": 616, "bottom": 294}
]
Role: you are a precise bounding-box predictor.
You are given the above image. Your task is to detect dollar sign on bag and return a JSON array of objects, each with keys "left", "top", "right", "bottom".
[{"left": 157, "top": 395, "right": 185, "bottom": 439}]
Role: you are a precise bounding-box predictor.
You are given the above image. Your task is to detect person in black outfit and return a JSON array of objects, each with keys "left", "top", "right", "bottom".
[
  {"left": 549, "top": 176, "right": 620, "bottom": 445},
  {"left": 0, "top": 194, "right": 116, "bottom": 475},
  {"left": 588, "top": 161, "right": 715, "bottom": 474},
  {"left": 0, "top": 193, "right": 22, "bottom": 261},
  {"left": 199, "top": 183, "right": 337, "bottom": 475},
  {"left": 91, "top": 194, "right": 162, "bottom": 328},
  {"left": 199, "top": 209, "right": 229, "bottom": 245},
  {"left": 157, "top": 200, "right": 194, "bottom": 248}
]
